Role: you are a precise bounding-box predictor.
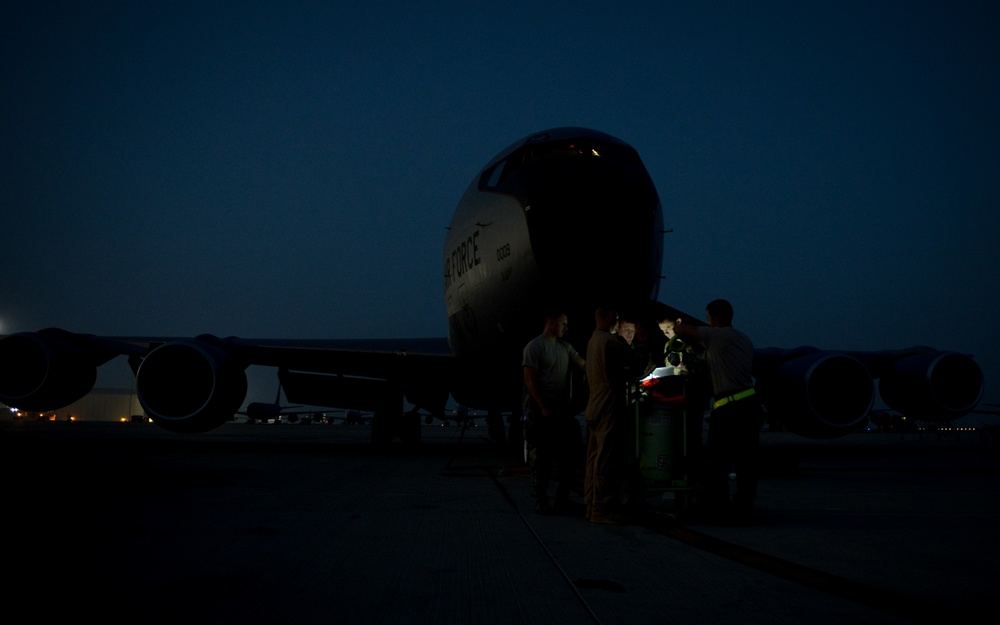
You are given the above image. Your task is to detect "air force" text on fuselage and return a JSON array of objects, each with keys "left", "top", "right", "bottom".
[{"left": 444, "top": 230, "right": 480, "bottom": 290}]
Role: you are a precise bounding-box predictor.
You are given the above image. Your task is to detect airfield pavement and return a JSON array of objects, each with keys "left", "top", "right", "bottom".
[{"left": 2, "top": 418, "right": 999, "bottom": 625}]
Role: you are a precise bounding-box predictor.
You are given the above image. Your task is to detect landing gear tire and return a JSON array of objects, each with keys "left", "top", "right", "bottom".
[
  {"left": 371, "top": 411, "right": 393, "bottom": 446},
  {"left": 400, "top": 409, "right": 422, "bottom": 445}
]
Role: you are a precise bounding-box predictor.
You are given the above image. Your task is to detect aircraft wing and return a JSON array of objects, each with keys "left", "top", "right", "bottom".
[{"left": 0, "top": 329, "right": 455, "bottom": 434}]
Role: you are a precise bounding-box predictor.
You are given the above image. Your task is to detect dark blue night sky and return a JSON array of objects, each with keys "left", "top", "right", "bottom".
[{"left": 3, "top": 1, "right": 999, "bottom": 414}]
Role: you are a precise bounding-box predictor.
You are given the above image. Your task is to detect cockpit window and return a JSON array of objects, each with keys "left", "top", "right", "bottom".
[
  {"left": 481, "top": 159, "right": 507, "bottom": 189},
  {"left": 523, "top": 140, "right": 608, "bottom": 161},
  {"left": 478, "top": 138, "right": 639, "bottom": 193}
]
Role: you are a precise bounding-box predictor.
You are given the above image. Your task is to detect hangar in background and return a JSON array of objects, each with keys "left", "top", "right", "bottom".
[{"left": 3, "top": 388, "right": 141, "bottom": 423}]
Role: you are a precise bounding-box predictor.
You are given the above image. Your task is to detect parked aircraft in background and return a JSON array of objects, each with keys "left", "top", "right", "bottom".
[
  {"left": 237, "top": 400, "right": 305, "bottom": 425},
  {"left": 234, "top": 384, "right": 373, "bottom": 425},
  {"left": 0, "top": 128, "right": 985, "bottom": 443}
]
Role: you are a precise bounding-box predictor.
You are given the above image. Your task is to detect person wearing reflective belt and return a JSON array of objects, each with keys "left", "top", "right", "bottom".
[{"left": 674, "top": 299, "right": 763, "bottom": 524}]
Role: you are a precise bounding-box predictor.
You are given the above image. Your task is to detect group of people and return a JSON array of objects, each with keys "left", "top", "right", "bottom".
[{"left": 521, "top": 299, "right": 763, "bottom": 525}]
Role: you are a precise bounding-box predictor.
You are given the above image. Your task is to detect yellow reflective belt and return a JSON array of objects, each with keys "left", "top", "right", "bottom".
[{"left": 713, "top": 388, "right": 756, "bottom": 409}]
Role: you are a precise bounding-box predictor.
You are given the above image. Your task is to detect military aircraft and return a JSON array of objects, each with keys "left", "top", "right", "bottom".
[
  {"left": 234, "top": 383, "right": 375, "bottom": 425},
  {"left": 0, "top": 128, "right": 985, "bottom": 443}
]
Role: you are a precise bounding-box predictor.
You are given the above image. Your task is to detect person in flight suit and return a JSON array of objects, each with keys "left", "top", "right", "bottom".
[{"left": 584, "top": 307, "right": 644, "bottom": 524}]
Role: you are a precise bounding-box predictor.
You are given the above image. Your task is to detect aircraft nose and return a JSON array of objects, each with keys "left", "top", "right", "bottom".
[{"left": 524, "top": 160, "right": 662, "bottom": 305}]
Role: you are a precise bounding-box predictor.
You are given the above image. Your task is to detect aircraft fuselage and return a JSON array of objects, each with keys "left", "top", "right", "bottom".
[{"left": 443, "top": 128, "right": 664, "bottom": 410}]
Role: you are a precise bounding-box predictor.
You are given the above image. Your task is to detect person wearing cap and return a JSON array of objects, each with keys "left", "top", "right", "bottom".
[{"left": 672, "top": 299, "right": 762, "bottom": 524}]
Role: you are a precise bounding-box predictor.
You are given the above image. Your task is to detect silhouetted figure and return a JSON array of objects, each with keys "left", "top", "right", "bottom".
[
  {"left": 522, "top": 310, "right": 586, "bottom": 515},
  {"left": 674, "top": 299, "right": 762, "bottom": 524}
]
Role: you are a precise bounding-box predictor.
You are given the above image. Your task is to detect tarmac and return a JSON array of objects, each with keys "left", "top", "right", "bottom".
[{"left": 2, "top": 418, "right": 999, "bottom": 625}]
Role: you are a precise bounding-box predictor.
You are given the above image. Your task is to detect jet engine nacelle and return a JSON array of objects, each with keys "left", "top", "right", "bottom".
[
  {"left": 755, "top": 348, "right": 875, "bottom": 439},
  {"left": 136, "top": 337, "right": 247, "bottom": 434},
  {"left": 0, "top": 330, "right": 99, "bottom": 411},
  {"left": 878, "top": 350, "right": 983, "bottom": 421}
]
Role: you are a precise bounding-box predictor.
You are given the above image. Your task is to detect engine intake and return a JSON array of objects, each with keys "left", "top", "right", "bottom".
[
  {"left": 878, "top": 351, "right": 983, "bottom": 420},
  {"left": 137, "top": 338, "right": 247, "bottom": 433},
  {"left": 0, "top": 330, "right": 98, "bottom": 410},
  {"left": 756, "top": 349, "right": 874, "bottom": 438}
]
